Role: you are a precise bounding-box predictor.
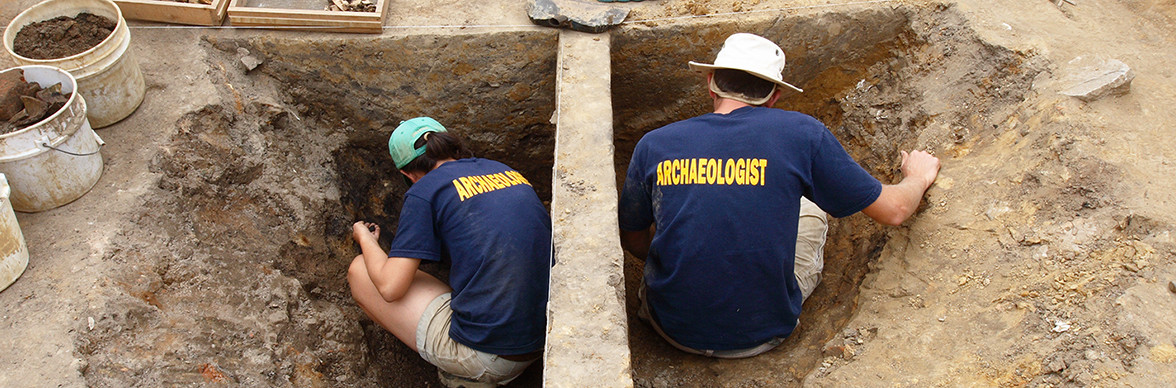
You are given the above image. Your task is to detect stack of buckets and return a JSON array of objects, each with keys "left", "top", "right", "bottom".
[{"left": 0, "top": 0, "right": 145, "bottom": 292}]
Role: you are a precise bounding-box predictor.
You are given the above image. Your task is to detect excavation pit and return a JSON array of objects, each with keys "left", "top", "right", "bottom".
[
  {"left": 247, "top": 32, "right": 561, "bottom": 386},
  {"left": 74, "top": 3, "right": 1040, "bottom": 386},
  {"left": 80, "top": 31, "right": 558, "bottom": 386},
  {"left": 611, "top": 4, "right": 1036, "bottom": 386}
]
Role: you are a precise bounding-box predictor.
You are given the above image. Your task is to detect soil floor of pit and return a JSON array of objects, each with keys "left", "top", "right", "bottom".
[{"left": 2, "top": 0, "right": 1176, "bottom": 387}]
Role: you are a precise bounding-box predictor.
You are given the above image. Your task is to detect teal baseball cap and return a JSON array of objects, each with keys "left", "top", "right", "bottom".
[{"left": 389, "top": 117, "right": 447, "bottom": 169}]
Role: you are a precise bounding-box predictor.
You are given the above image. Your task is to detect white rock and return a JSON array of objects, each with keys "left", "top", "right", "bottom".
[{"left": 1059, "top": 58, "right": 1135, "bottom": 102}]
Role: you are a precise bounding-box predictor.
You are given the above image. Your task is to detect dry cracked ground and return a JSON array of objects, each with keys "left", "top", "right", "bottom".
[{"left": 0, "top": 0, "right": 1174, "bottom": 387}]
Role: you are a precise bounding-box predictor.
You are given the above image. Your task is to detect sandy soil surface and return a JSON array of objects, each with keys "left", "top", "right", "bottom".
[{"left": 0, "top": 0, "right": 1173, "bottom": 387}]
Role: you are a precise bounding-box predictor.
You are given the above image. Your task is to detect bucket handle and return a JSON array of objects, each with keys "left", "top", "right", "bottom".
[{"left": 39, "top": 132, "right": 105, "bottom": 157}]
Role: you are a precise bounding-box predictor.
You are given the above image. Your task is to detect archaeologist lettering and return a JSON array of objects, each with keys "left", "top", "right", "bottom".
[
  {"left": 347, "top": 117, "right": 551, "bottom": 386},
  {"left": 618, "top": 33, "right": 941, "bottom": 358}
]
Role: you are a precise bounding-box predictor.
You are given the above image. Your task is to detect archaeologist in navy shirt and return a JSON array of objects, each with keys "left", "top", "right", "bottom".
[
  {"left": 347, "top": 117, "right": 551, "bottom": 386},
  {"left": 618, "top": 33, "right": 941, "bottom": 358}
]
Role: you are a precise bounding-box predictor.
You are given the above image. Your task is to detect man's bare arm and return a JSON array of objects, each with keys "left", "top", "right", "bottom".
[{"left": 861, "top": 150, "right": 940, "bottom": 226}]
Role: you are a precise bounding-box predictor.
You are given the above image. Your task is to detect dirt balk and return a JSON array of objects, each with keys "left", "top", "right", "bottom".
[
  {"left": 12, "top": 12, "right": 116, "bottom": 60},
  {"left": 0, "top": 69, "right": 71, "bottom": 135}
]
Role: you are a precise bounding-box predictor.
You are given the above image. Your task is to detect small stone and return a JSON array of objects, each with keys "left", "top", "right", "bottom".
[
  {"left": 985, "top": 204, "right": 1011, "bottom": 220},
  {"left": 18, "top": 95, "right": 48, "bottom": 121},
  {"left": 1046, "top": 358, "right": 1066, "bottom": 372},
  {"left": 241, "top": 55, "right": 264, "bottom": 72},
  {"left": 526, "top": 0, "right": 629, "bottom": 33},
  {"left": 1052, "top": 320, "right": 1071, "bottom": 333},
  {"left": 823, "top": 344, "right": 848, "bottom": 358},
  {"left": 1168, "top": 280, "right": 1176, "bottom": 294},
  {"left": 1059, "top": 58, "right": 1135, "bottom": 102},
  {"left": 87, "top": 316, "right": 95, "bottom": 331},
  {"left": 842, "top": 345, "right": 856, "bottom": 359}
]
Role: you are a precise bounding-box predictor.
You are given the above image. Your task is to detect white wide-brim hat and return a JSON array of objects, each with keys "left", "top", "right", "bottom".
[{"left": 688, "top": 33, "right": 803, "bottom": 93}]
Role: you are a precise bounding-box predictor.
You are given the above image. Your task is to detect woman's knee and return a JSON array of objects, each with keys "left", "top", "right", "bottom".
[{"left": 347, "top": 255, "right": 368, "bottom": 285}]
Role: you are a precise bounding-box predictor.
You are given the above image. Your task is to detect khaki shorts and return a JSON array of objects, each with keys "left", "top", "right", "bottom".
[
  {"left": 640, "top": 198, "right": 828, "bottom": 358},
  {"left": 416, "top": 293, "right": 536, "bottom": 385},
  {"left": 794, "top": 197, "right": 828, "bottom": 301}
]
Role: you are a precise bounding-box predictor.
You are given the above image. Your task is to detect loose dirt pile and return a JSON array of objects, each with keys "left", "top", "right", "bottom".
[
  {"left": 0, "top": 69, "right": 71, "bottom": 134},
  {"left": 12, "top": 12, "right": 115, "bottom": 60}
]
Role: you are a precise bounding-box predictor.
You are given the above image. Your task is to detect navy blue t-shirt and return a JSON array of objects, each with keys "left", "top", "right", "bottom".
[
  {"left": 618, "top": 106, "right": 882, "bottom": 351},
  {"left": 387, "top": 158, "right": 552, "bottom": 355}
]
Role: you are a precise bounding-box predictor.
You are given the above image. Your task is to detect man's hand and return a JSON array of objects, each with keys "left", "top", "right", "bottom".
[
  {"left": 353, "top": 221, "right": 380, "bottom": 244},
  {"left": 862, "top": 150, "right": 941, "bottom": 226},
  {"left": 899, "top": 150, "right": 940, "bottom": 190}
]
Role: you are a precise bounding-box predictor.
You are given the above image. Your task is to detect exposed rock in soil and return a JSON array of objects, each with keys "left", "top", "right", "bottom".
[
  {"left": 1059, "top": 57, "right": 1135, "bottom": 102},
  {"left": 527, "top": 0, "right": 629, "bottom": 33},
  {"left": 12, "top": 13, "right": 116, "bottom": 60},
  {"left": 236, "top": 47, "right": 264, "bottom": 72}
]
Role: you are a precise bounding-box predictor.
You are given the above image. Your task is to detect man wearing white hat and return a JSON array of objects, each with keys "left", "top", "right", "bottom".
[{"left": 618, "top": 33, "right": 940, "bottom": 358}]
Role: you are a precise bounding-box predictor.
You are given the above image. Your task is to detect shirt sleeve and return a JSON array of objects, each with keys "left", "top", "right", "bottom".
[
  {"left": 618, "top": 141, "right": 654, "bottom": 231},
  {"left": 387, "top": 194, "right": 443, "bottom": 261},
  {"left": 807, "top": 129, "right": 883, "bottom": 218}
]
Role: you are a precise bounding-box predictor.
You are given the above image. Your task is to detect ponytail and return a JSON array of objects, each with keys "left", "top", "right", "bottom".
[{"left": 401, "top": 131, "right": 473, "bottom": 174}]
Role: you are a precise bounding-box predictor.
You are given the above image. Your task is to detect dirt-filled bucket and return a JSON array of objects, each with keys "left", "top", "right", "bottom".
[
  {"left": 0, "top": 65, "right": 104, "bottom": 213},
  {"left": 3, "top": 0, "right": 145, "bottom": 129},
  {"left": 0, "top": 173, "right": 29, "bottom": 293}
]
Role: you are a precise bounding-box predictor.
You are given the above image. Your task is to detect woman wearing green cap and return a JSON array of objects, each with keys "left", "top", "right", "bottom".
[{"left": 347, "top": 117, "right": 552, "bottom": 387}]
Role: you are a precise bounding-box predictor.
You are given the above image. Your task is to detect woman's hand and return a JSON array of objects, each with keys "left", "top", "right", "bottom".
[{"left": 353, "top": 221, "right": 380, "bottom": 244}]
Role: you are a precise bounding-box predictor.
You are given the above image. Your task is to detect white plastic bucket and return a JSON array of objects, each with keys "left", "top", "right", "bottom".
[
  {"left": 0, "top": 65, "right": 105, "bottom": 213},
  {"left": 3, "top": 0, "right": 145, "bottom": 129},
  {"left": 0, "top": 173, "right": 29, "bottom": 293}
]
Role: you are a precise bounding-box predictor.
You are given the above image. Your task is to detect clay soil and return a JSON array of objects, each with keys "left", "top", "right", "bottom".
[
  {"left": 0, "top": 0, "right": 1175, "bottom": 387},
  {"left": 12, "top": 12, "right": 115, "bottom": 60}
]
